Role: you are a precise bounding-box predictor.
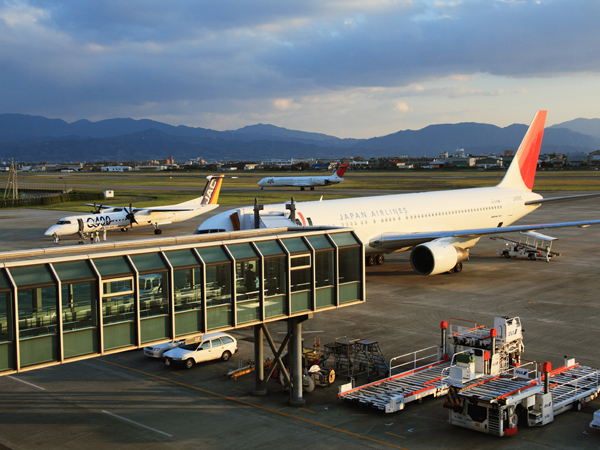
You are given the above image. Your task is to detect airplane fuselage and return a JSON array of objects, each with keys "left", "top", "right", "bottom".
[
  {"left": 198, "top": 186, "right": 543, "bottom": 254},
  {"left": 257, "top": 175, "right": 342, "bottom": 188}
]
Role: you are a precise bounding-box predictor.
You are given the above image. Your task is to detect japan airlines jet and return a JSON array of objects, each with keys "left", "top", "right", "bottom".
[
  {"left": 257, "top": 164, "right": 349, "bottom": 190},
  {"left": 45, "top": 175, "right": 224, "bottom": 238},
  {"left": 196, "top": 111, "right": 600, "bottom": 275}
]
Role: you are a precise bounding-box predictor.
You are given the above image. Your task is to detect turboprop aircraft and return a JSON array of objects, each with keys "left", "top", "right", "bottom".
[
  {"left": 257, "top": 164, "right": 349, "bottom": 190},
  {"left": 196, "top": 111, "right": 600, "bottom": 275},
  {"left": 45, "top": 175, "right": 224, "bottom": 238}
]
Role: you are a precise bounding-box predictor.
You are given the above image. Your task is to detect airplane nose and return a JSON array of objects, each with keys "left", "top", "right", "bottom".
[{"left": 44, "top": 227, "right": 54, "bottom": 236}]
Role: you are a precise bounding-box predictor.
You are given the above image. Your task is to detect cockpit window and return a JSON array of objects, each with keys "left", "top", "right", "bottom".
[
  {"left": 56, "top": 220, "right": 72, "bottom": 225},
  {"left": 195, "top": 229, "right": 226, "bottom": 234}
]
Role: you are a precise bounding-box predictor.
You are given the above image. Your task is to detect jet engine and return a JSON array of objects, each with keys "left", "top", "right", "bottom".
[{"left": 410, "top": 241, "right": 469, "bottom": 276}]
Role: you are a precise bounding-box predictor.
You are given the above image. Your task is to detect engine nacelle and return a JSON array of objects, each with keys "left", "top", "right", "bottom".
[{"left": 410, "top": 241, "right": 469, "bottom": 276}]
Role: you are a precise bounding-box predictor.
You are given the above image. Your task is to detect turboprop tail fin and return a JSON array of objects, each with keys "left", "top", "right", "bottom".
[{"left": 498, "top": 110, "right": 547, "bottom": 191}]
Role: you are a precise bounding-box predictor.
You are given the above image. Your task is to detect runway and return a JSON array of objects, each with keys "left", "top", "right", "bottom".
[{"left": 1, "top": 193, "right": 600, "bottom": 449}]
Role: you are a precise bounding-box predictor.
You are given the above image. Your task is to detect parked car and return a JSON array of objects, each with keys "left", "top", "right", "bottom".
[
  {"left": 143, "top": 340, "right": 184, "bottom": 358},
  {"left": 164, "top": 332, "right": 238, "bottom": 369}
]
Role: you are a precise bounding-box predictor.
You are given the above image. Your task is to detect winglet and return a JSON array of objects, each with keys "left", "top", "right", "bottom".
[
  {"left": 498, "top": 110, "right": 547, "bottom": 191},
  {"left": 201, "top": 175, "right": 224, "bottom": 205}
]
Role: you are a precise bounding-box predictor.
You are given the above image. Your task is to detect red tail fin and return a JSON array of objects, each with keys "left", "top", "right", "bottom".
[
  {"left": 335, "top": 164, "right": 349, "bottom": 178},
  {"left": 201, "top": 175, "right": 224, "bottom": 205},
  {"left": 498, "top": 111, "right": 546, "bottom": 191}
]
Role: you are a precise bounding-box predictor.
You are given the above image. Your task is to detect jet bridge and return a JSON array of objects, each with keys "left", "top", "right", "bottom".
[{"left": 0, "top": 226, "right": 365, "bottom": 407}]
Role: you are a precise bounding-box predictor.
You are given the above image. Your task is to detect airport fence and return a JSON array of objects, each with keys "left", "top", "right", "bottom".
[{"left": 0, "top": 190, "right": 104, "bottom": 208}]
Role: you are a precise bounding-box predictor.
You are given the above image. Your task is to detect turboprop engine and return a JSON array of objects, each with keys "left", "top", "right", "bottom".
[{"left": 410, "top": 241, "right": 470, "bottom": 276}]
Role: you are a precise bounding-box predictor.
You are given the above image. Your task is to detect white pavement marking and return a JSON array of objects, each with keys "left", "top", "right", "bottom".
[
  {"left": 102, "top": 410, "right": 173, "bottom": 437},
  {"left": 7, "top": 376, "right": 46, "bottom": 390}
]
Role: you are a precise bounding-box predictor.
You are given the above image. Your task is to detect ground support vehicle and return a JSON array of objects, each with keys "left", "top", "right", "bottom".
[
  {"left": 446, "top": 358, "right": 600, "bottom": 436},
  {"left": 164, "top": 332, "right": 238, "bottom": 369},
  {"left": 338, "top": 317, "right": 524, "bottom": 413},
  {"left": 590, "top": 410, "right": 600, "bottom": 430},
  {"left": 492, "top": 231, "right": 560, "bottom": 261},
  {"left": 143, "top": 339, "right": 184, "bottom": 358}
]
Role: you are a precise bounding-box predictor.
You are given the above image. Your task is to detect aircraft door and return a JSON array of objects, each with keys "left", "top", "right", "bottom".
[
  {"left": 504, "top": 197, "right": 514, "bottom": 218},
  {"left": 78, "top": 218, "right": 84, "bottom": 232}
]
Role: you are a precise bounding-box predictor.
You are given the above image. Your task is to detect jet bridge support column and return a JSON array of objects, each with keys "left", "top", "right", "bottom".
[
  {"left": 289, "top": 316, "right": 306, "bottom": 407},
  {"left": 252, "top": 324, "right": 267, "bottom": 396}
]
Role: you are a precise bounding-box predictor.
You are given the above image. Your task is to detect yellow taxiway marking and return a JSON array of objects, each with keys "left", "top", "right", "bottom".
[
  {"left": 386, "top": 432, "right": 407, "bottom": 439},
  {"left": 99, "top": 359, "right": 400, "bottom": 448},
  {"left": 231, "top": 389, "right": 245, "bottom": 394},
  {"left": 299, "top": 408, "right": 316, "bottom": 414}
]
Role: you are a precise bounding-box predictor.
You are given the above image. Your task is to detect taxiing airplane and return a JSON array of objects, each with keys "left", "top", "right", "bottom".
[
  {"left": 257, "top": 164, "right": 349, "bottom": 190},
  {"left": 45, "top": 175, "right": 224, "bottom": 238},
  {"left": 196, "top": 111, "right": 600, "bottom": 275}
]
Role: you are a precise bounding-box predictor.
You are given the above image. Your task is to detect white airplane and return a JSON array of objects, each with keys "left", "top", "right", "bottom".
[
  {"left": 257, "top": 164, "right": 349, "bottom": 190},
  {"left": 45, "top": 175, "right": 224, "bottom": 238},
  {"left": 196, "top": 111, "right": 600, "bottom": 275}
]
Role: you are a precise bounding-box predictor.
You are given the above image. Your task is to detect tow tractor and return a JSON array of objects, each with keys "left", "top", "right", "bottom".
[
  {"left": 446, "top": 357, "right": 600, "bottom": 436},
  {"left": 492, "top": 231, "right": 560, "bottom": 261},
  {"left": 338, "top": 316, "right": 524, "bottom": 413}
]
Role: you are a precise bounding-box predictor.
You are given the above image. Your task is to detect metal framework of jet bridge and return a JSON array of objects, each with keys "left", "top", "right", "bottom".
[{"left": 0, "top": 226, "right": 365, "bottom": 406}]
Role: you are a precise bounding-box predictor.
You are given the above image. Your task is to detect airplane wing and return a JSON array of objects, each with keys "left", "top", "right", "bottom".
[{"left": 369, "top": 219, "right": 600, "bottom": 250}]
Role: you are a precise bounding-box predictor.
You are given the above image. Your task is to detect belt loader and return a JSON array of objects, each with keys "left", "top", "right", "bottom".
[
  {"left": 446, "top": 358, "right": 600, "bottom": 436},
  {"left": 338, "top": 316, "right": 524, "bottom": 413}
]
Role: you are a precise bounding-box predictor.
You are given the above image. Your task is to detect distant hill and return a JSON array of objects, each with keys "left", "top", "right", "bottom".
[
  {"left": 1, "top": 113, "right": 599, "bottom": 162},
  {"left": 550, "top": 118, "right": 600, "bottom": 139}
]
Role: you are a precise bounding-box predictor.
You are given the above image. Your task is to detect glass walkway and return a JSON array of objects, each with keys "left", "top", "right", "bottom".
[{"left": 0, "top": 226, "right": 364, "bottom": 376}]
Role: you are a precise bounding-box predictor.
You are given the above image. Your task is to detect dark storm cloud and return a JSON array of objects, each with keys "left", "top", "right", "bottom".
[{"left": 1, "top": 0, "right": 598, "bottom": 121}]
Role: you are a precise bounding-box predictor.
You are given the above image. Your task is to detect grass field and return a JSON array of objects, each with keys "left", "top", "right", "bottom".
[{"left": 2, "top": 169, "right": 599, "bottom": 212}]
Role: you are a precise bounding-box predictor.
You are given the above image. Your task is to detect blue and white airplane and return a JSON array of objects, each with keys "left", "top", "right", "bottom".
[{"left": 45, "top": 175, "right": 223, "bottom": 238}]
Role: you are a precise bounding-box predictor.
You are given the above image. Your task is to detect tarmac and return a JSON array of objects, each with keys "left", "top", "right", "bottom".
[{"left": 1, "top": 193, "right": 600, "bottom": 449}]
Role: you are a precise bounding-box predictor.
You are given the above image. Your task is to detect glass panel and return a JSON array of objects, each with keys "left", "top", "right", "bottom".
[
  {"left": 175, "top": 310, "right": 203, "bottom": 336},
  {"left": 339, "top": 247, "right": 362, "bottom": 283},
  {"left": 10, "top": 265, "right": 54, "bottom": 286},
  {"left": 307, "top": 235, "right": 333, "bottom": 250},
  {"left": 315, "top": 251, "right": 334, "bottom": 288},
  {"left": 130, "top": 253, "right": 167, "bottom": 272},
  {"left": 102, "top": 294, "right": 135, "bottom": 324},
  {"left": 197, "top": 246, "right": 229, "bottom": 264},
  {"left": 237, "top": 300, "right": 260, "bottom": 324},
  {"left": 0, "top": 292, "right": 13, "bottom": 344},
  {"left": 316, "top": 287, "right": 335, "bottom": 308},
  {"left": 207, "top": 304, "right": 231, "bottom": 330},
  {"left": 330, "top": 232, "right": 360, "bottom": 247},
  {"left": 140, "top": 316, "right": 169, "bottom": 343},
  {"left": 0, "top": 269, "right": 12, "bottom": 289},
  {"left": 174, "top": 268, "right": 202, "bottom": 312},
  {"left": 265, "top": 295, "right": 286, "bottom": 318},
  {"left": 18, "top": 286, "right": 57, "bottom": 338},
  {"left": 291, "top": 267, "right": 311, "bottom": 293},
  {"left": 280, "top": 238, "right": 309, "bottom": 253},
  {"left": 291, "top": 291, "right": 311, "bottom": 313},
  {"left": 227, "top": 243, "right": 258, "bottom": 260},
  {"left": 63, "top": 328, "right": 98, "bottom": 358},
  {"left": 291, "top": 255, "right": 310, "bottom": 268},
  {"left": 0, "top": 342, "right": 15, "bottom": 372},
  {"left": 340, "top": 282, "right": 362, "bottom": 303},
  {"left": 103, "top": 278, "right": 133, "bottom": 296},
  {"left": 61, "top": 281, "right": 97, "bottom": 331},
  {"left": 139, "top": 273, "right": 169, "bottom": 318},
  {"left": 255, "top": 240, "right": 285, "bottom": 256},
  {"left": 53, "top": 260, "right": 95, "bottom": 282},
  {"left": 103, "top": 322, "right": 136, "bottom": 350},
  {"left": 93, "top": 256, "right": 133, "bottom": 277},
  {"left": 264, "top": 256, "right": 286, "bottom": 298},
  {"left": 164, "top": 249, "right": 200, "bottom": 268},
  {"left": 206, "top": 264, "right": 231, "bottom": 308},
  {"left": 236, "top": 260, "right": 259, "bottom": 302},
  {"left": 19, "top": 335, "right": 58, "bottom": 367}
]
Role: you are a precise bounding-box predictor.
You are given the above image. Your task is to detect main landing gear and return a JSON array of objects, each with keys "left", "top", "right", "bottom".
[
  {"left": 366, "top": 254, "right": 385, "bottom": 266},
  {"left": 447, "top": 262, "right": 463, "bottom": 274},
  {"left": 153, "top": 223, "right": 162, "bottom": 235}
]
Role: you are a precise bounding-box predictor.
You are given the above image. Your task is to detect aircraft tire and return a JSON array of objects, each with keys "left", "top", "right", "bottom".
[
  {"left": 310, "top": 187, "right": 314, "bottom": 191},
  {"left": 301, "top": 187, "right": 305, "bottom": 191},
  {"left": 366, "top": 255, "right": 376, "bottom": 266},
  {"left": 454, "top": 262, "right": 463, "bottom": 273},
  {"left": 154, "top": 229, "right": 162, "bottom": 235},
  {"left": 376, "top": 254, "right": 385, "bottom": 265},
  {"left": 504, "top": 252, "right": 510, "bottom": 258}
]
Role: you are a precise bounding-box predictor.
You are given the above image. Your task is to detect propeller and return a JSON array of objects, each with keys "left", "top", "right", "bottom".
[
  {"left": 124, "top": 203, "right": 138, "bottom": 229},
  {"left": 91, "top": 202, "right": 103, "bottom": 214}
]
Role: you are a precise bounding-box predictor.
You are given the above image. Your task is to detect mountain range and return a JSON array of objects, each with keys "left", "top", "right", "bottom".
[{"left": 0, "top": 114, "right": 599, "bottom": 163}]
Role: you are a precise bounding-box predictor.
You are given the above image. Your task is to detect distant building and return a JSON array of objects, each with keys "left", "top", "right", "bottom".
[
  {"left": 588, "top": 150, "right": 600, "bottom": 163},
  {"left": 244, "top": 163, "right": 259, "bottom": 170}
]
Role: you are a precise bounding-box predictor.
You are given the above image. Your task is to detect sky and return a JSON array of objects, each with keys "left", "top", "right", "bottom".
[{"left": 1, "top": 0, "right": 599, "bottom": 139}]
